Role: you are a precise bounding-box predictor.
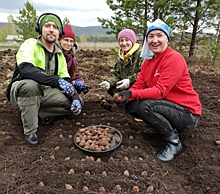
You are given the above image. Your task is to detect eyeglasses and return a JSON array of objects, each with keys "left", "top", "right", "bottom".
[{"left": 62, "top": 39, "right": 75, "bottom": 44}]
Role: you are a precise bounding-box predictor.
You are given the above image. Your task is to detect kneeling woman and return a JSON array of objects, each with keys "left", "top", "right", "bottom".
[{"left": 113, "top": 19, "right": 202, "bottom": 162}]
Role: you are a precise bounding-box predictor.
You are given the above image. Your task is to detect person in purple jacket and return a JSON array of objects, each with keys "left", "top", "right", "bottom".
[{"left": 59, "top": 24, "right": 89, "bottom": 94}]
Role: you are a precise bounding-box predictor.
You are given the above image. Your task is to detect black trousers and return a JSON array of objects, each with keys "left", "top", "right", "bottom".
[{"left": 125, "top": 99, "right": 200, "bottom": 134}]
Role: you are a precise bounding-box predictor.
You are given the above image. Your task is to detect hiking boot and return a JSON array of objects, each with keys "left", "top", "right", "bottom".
[
  {"left": 157, "top": 129, "right": 182, "bottom": 162},
  {"left": 25, "top": 132, "right": 39, "bottom": 147},
  {"left": 38, "top": 117, "right": 51, "bottom": 125}
]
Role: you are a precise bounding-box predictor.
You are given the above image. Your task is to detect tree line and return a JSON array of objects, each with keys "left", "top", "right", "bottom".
[
  {"left": 0, "top": 0, "right": 220, "bottom": 65},
  {"left": 98, "top": 0, "right": 220, "bottom": 65}
]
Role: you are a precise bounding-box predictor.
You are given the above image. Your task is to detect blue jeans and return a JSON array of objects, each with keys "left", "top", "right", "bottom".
[{"left": 125, "top": 99, "right": 200, "bottom": 134}]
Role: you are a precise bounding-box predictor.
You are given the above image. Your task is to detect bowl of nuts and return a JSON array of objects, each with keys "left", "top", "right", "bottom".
[{"left": 73, "top": 125, "right": 123, "bottom": 156}]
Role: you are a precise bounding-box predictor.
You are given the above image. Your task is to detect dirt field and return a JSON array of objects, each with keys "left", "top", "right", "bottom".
[{"left": 0, "top": 48, "right": 220, "bottom": 194}]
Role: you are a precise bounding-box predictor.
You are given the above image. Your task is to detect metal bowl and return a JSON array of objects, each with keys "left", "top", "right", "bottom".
[{"left": 73, "top": 125, "right": 123, "bottom": 156}]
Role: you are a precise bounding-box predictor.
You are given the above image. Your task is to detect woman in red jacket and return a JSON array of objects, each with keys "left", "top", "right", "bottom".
[{"left": 114, "top": 19, "right": 202, "bottom": 162}]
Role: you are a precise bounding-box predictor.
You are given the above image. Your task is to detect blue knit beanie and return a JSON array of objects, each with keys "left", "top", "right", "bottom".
[{"left": 146, "top": 19, "right": 170, "bottom": 40}]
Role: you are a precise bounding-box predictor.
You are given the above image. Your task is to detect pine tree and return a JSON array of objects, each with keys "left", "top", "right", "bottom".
[{"left": 12, "top": 0, "right": 38, "bottom": 40}]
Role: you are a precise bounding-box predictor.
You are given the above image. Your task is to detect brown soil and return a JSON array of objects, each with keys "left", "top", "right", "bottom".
[{"left": 0, "top": 48, "right": 220, "bottom": 194}]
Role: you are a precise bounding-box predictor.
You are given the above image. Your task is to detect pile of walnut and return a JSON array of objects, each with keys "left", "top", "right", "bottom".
[{"left": 75, "top": 126, "right": 121, "bottom": 152}]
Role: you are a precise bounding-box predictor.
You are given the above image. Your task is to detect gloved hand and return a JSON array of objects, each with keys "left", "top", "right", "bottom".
[
  {"left": 113, "top": 90, "right": 132, "bottom": 104},
  {"left": 70, "top": 99, "right": 82, "bottom": 115},
  {"left": 99, "top": 81, "right": 110, "bottom": 90},
  {"left": 73, "top": 43, "right": 78, "bottom": 53},
  {"left": 73, "top": 81, "right": 90, "bottom": 93},
  {"left": 58, "top": 78, "right": 74, "bottom": 94},
  {"left": 82, "top": 86, "right": 90, "bottom": 94},
  {"left": 116, "top": 79, "right": 130, "bottom": 90},
  {"left": 100, "top": 98, "right": 117, "bottom": 111}
]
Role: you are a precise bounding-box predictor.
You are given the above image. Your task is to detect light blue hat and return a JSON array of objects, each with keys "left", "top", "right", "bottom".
[
  {"left": 146, "top": 19, "right": 170, "bottom": 40},
  {"left": 140, "top": 38, "right": 154, "bottom": 60},
  {"left": 141, "top": 19, "right": 170, "bottom": 60}
]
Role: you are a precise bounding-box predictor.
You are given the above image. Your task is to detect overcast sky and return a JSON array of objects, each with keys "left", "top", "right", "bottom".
[{"left": 0, "top": 0, "right": 114, "bottom": 27}]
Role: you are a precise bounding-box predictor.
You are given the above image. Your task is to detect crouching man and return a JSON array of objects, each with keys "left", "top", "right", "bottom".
[{"left": 6, "top": 13, "right": 83, "bottom": 146}]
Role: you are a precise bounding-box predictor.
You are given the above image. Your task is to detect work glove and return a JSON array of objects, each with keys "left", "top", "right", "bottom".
[
  {"left": 73, "top": 43, "right": 78, "bottom": 53},
  {"left": 73, "top": 81, "right": 90, "bottom": 94},
  {"left": 116, "top": 79, "right": 130, "bottom": 90},
  {"left": 82, "top": 85, "right": 90, "bottom": 94},
  {"left": 100, "top": 98, "right": 117, "bottom": 111},
  {"left": 113, "top": 90, "right": 132, "bottom": 104},
  {"left": 58, "top": 78, "right": 74, "bottom": 94},
  {"left": 99, "top": 81, "right": 110, "bottom": 90},
  {"left": 70, "top": 99, "right": 82, "bottom": 115}
]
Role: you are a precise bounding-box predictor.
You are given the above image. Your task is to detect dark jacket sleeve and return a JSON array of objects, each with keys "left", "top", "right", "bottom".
[
  {"left": 5, "top": 62, "right": 71, "bottom": 101},
  {"left": 19, "top": 62, "right": 61, "bottom": 87}
]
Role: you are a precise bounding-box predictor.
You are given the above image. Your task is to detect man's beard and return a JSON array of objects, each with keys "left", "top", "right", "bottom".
[
  {"left": 45, "top": 37, "right": 56, "bottom": 43},
  {"left": 43, "top": 35, "right": 56, "bottom": 44}
]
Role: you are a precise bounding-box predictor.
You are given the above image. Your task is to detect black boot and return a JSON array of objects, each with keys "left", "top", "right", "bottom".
[
  {"left": 157, "top": 129, "right": 182, "bottom": 162},
  {"left": 38, "top": 117, "right": 51, "bottom": 125},
  {"left": 25, "top": 132, "right": 39, "bottom": 147}
]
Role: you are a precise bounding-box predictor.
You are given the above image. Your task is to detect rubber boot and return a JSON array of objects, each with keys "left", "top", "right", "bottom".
[
  {"left": 157, "top": 129, "right": 182, "bottom": 162},
  {"left": 38, "top": 117, "right": 51, "bottom": 125}
]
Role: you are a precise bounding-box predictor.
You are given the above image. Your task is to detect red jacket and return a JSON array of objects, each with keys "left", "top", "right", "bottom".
[{"left": 130, "top": 47, "right": 202, "bottom": 116}]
